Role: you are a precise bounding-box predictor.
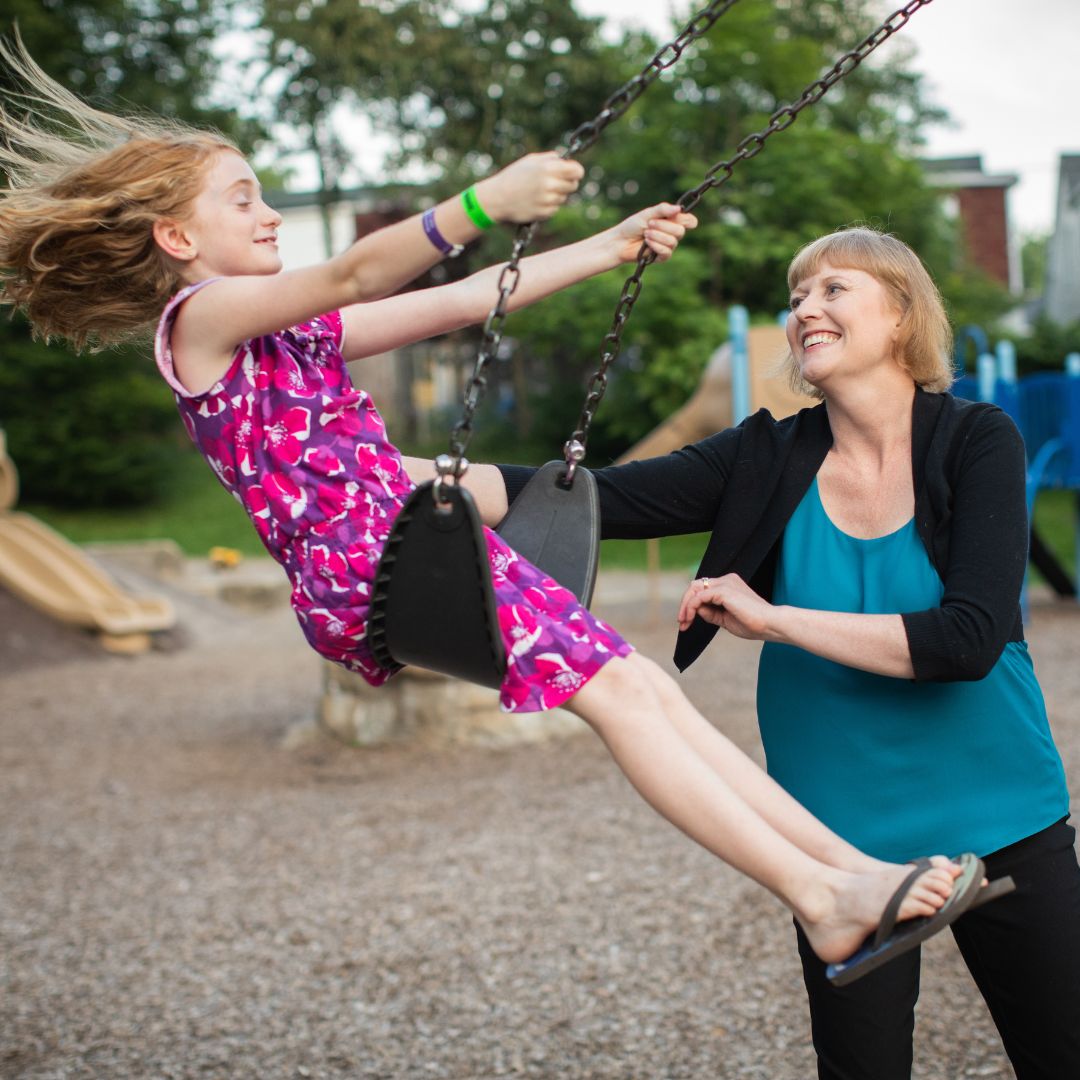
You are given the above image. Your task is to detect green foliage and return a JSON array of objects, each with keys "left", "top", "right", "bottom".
[
  {"left": 0, "top": 0, "right": 255, "bottom": 144},
  {"left": 256, "top": 0, "right": 626, "bottom": 195},
  {"left": 937, "top": 266, "right": 1014, "bottom": 338},
  {"left": 507, "top": 217, "right": 727, "bottom": 455},
  {"left": 0, "top": 316, "right": 184, "bottom": 507},
  {"left": 0, "top": 1, "right": 260, "bottom": 509},
  {"left": 23, "top": 447, "right": 263, "bottom": 554},
  {"left": 2, "top": 0, "right": 1012, "bottom": 507},
  {"left": 1007, "top": 315, "right": 1080, "bottom": 375},
  {"left": 1021, "top": 233, "right": 1049, "bottom": 298}
]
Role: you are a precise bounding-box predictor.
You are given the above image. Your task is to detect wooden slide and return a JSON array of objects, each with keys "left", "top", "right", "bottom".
[{"left": 0, "top": 430, "right": 176, "bottom": 650}]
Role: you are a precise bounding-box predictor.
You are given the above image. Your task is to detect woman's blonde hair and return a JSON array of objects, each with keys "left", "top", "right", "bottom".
[
  {"left": 782, "top": 226, "right": 954, "bottom": 398},
  {"left": 0, "top": 33, "right": 237, "bottom": 349}
]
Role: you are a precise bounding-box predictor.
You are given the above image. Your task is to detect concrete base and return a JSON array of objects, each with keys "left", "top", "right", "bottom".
[{"left": 319, "top": 661, "right": 585, "bottom": 748}]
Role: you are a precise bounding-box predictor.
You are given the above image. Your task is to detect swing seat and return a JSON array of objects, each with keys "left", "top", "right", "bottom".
[
  {"left": 368, "top": 482, "right": 506, "bottom": 689},
  {"left": 369, "top": 462, "right": 601, "bottom": 686},
  {"left": 495, "top": 459, "right": 600, "bottom": 607}
]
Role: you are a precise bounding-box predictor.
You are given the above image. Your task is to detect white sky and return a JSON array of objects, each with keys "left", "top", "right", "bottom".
[{"left": 575, "top": 0, "right": 1080, "bottom": 236}]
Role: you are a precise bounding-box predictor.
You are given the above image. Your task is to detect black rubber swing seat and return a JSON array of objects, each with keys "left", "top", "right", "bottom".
[
  {"left": 496, "top": 459, "right": 600, "bottom": 608},
  {"left": 367, "top": 461, "right": 600, "bottom": 687}
]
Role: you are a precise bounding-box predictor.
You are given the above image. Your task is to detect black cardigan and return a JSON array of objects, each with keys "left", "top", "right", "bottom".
[{"left": 498, "top": 388, "right": 1029, "bottom": 681}]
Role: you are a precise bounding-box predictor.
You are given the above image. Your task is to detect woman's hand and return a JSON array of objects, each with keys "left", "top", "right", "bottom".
[
  {"left": 612, "top": 203, "right": 699, "bottom": 264},
  {"left": 677, "top": 573, "right": 778, "bottom": 641},
  {"left": 475, "top": 152, "right": 585, "bottom": 224}
]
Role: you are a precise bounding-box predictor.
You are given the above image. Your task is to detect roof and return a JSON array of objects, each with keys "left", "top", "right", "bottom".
[{"left": 922, "top": 155, "right": 1018, "bottom": 190}]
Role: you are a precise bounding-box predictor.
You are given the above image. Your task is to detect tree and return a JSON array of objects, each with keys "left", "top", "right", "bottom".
[
  {"left": 1, "top": 0, "right": 249, "bottom": 136},
  {"left": 435, "top": 0, "right": 966, "bottom": 448},
  {"left": 0, "top": 1, "right": 252, "bottom": 507}
]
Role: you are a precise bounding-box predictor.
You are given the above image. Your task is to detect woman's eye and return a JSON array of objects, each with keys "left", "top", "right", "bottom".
[{"left": 790, "top": 297, "right": 802, "bottom": 311}]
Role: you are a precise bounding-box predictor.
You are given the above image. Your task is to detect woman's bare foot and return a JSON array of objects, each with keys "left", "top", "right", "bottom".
[{"left": 796, "top": 857, "right": 962, "bottom": 964}]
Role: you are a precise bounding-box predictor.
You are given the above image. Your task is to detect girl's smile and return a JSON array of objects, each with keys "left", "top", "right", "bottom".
[{"left": 182, "top": 150, "right": 284, "bottom": 279}]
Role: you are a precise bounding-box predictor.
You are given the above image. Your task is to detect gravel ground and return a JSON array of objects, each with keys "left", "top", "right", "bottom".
[{"left": 2, "top": 559, "right": 1079, "bottom": 1080}]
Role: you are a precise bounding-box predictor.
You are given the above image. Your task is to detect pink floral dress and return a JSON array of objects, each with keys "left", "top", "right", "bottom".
[{"left": 155, "top": 281, "right": 631, "bottom": 713}]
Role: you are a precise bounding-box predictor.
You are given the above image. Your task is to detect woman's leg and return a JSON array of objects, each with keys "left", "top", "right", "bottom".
[
  {"left": 950, "top": 818, "right": 1080, "bottom": 1080},
  {"left": 564, "top": 653, "right": 959, "bottom": 964},
  {"left": 795, "top": 921, "right": 921, "bottom": 1080}
]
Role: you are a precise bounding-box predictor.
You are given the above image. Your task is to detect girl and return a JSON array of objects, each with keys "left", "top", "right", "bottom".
[{"left": 0, "top": 38, "right": 980, "bottom": 984}]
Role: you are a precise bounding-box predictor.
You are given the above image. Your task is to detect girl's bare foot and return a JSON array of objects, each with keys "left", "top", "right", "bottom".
[{"left": 796, "top": 856, "right": 962, "bottom": 964}]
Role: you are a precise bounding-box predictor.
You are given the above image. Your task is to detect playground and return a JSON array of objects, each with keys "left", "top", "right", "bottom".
[
  {"left": 3, "top": 555, "right": 1079, "bottom": 1079},
  {"left": 3, "top": 0, "right": 1080, "bottom": 1075}
]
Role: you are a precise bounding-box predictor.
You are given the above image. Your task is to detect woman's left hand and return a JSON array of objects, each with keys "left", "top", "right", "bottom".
[
  {"left": 677, "top": 573, "right": 778, "bottom": 641},
  {"left": 614, "top": 203, "right": 698, "bottom": 264}
]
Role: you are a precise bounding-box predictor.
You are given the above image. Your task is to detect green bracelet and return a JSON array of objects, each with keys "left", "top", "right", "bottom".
[{"left": 462, "top": 186, "right": 495, "bottom": 230}]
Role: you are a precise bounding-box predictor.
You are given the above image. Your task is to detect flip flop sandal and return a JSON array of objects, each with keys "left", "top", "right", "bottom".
[
  {"left": 826, "top": 852, "right": 986, "bottom": 987},
  {"left": 967, "top": 874, "right": 1017, "bottom": 911}
]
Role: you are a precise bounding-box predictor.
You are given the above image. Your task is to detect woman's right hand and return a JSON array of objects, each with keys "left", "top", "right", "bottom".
[
  {"left": 474, "top": 151, "right": 584, "bottom": 224},
  {"left": 677, "top": 573, "right": 780, "bottom": 641}
]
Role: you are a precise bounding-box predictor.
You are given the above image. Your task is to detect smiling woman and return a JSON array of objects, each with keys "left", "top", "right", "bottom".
[
  {"left": 782, "top": 227, "right": 954, "bottom": 400},
  {"left": 493, "top": 223, "right": 1080, "bottom": 1078}
]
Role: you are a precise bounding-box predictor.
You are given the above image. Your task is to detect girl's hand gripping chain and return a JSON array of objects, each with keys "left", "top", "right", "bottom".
[
  {"left": 610, "top": 202, "right": 697, "bottom": 264},
  {"left": 471, "top": 151, "right": 585, "bottom": 224}
]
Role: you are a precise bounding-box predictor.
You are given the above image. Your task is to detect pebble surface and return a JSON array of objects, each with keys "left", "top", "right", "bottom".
[{"left": 2, "top": 561, "right": 1078, "bottom": 1079}]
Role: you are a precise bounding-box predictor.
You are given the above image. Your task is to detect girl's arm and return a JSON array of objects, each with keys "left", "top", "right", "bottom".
[
  {"left": 402, "top": 458, "right": 510, "bottom": 526},
  {"left": 339, "top": 203, "right": 696, "bottom": 360},
  {"left": 169, "top": 153, "right": 583, "bottom": 393}
]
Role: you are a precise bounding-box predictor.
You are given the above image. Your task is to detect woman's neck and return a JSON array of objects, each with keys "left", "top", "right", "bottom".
[{"left": 823, "top": 375, "right": 916, "bottom": 465}]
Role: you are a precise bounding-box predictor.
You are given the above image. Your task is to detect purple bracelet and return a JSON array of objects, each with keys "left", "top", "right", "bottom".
[{"left": 422, "top": 208, "right": 464, "bottom": 258}]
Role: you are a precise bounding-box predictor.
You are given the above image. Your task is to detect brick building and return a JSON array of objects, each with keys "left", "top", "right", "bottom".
[{"left": 924, "top": 156, "right": 1021, "bottom": 294}]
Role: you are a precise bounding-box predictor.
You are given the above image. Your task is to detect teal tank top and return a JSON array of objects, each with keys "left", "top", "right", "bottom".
[{"left": 758, "top": 477, "right": 1068, "bottom": 863}]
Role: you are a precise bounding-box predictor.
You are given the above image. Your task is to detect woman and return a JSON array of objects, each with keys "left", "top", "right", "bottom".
[{"left": 437, "top": 227, "right": 1080, "bottom": 1079}]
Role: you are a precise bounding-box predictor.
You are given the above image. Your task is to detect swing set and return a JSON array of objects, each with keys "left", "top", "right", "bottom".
[{"left": 368, "top": 0, "right": 934, "bottom": 689}]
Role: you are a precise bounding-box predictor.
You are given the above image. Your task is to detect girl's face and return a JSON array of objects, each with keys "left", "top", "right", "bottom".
[
  {"left": 786, "top": 262, "right": 905, "bottom": 391},
  {"left": 183, "top": 150, "right": 283, "bottom": 278}
]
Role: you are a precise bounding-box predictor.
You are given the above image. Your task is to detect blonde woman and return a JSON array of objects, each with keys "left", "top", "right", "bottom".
[{"left": 480, "top": 228, "right": 1080, "bottom": 1078}]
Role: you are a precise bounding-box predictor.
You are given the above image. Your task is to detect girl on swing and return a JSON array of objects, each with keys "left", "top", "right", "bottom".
[{"left": 0, "top": 39, "right": 983, "bottom": 984}]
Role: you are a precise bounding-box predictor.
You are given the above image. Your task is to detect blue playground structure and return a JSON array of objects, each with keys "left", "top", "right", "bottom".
[{"left": 953, "top": 327, "right": 1080, "bottom": 609}]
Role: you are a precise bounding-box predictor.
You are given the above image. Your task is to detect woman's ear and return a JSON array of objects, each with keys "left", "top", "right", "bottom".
[{"left": 152, "top": 218, "right": 196, "bottom": 262}]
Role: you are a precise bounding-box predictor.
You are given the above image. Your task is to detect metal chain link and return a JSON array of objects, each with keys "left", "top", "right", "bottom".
[
  {"left": 564, "top": 0, "right": 933, "bottom": 466},
  {"left": 439, "top": 0, "right": 744, "bottom": 487}
]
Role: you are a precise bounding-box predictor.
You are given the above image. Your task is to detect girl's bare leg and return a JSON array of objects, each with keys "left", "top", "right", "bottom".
[
  {"left": 564, "top": 653, "right": 960, "bottom": 963},
  {"left": 633, "top": 654, "right": 889, "bottom": 874}
]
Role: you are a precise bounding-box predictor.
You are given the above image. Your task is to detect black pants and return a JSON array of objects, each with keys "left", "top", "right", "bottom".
[{"left": 795, "top": 818, "right": 1080, "bottom": 1080}]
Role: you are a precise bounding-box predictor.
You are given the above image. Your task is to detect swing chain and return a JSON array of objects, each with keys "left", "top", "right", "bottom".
[
  {"left": 444, "top": 0, "right": 745, "bottom": 487},
  {"left": 566, "top": 0, "right": 933, "bottom": 457},
  {"left": 562, "top": 0, "right": 743, "bottom": 160},
  {"left": 446, "top": 222, "right": 535, "bottom": 480},
  {"left": 678, "top": 0, "right": 933, "bottom": 214}
]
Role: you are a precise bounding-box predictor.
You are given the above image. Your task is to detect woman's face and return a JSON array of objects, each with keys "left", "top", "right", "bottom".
[{"left": 785, "top": 262, "right": 905, "bottom": 391}]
